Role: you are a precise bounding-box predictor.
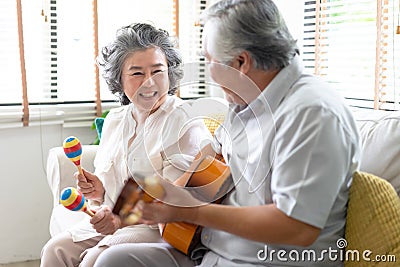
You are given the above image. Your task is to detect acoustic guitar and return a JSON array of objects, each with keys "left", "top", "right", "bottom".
[{"left": 112, "top": 155, "right": 233, "bottom": 256}]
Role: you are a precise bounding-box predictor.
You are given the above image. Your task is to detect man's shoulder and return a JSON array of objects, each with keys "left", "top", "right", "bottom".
[{"left": 285, "top": 74, "right": 348, "bottom": 114}]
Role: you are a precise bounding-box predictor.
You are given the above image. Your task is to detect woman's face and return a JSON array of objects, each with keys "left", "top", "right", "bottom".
[{"left": 121, "top": 47, "right": 170, "bottom": 113}]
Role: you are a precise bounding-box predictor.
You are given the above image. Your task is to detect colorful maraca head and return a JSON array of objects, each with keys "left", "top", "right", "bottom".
[
  {"left": 63, "top": 136, "right": 82, "bottom": 167},
  {"left": 60, "top": 187, "right": 88, "bottom": 212}
]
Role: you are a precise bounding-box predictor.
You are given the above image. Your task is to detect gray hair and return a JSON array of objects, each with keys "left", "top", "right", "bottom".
[
  {"left": 201, "top": 0, "right": 298, "bottom": 71},
  {"left": 97, "top": 23, "right": 183, "bottom": 105}
]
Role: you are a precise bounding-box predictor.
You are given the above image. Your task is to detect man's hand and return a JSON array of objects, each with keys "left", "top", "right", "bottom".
[
  {"left": 75, "top": 169, "right": 105, "bottom": 203},
  {"left": 137, "top": 200, "right": 201, "bottom": 225},
  {"left": 90, "top": 206, "right": 122, "bottom": 235},
  {"left": 131, "top": 175, "right": 207, "bottom": 225}
]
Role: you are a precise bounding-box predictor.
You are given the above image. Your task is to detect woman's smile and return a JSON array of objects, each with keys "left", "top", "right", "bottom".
[{"left": 138, "top": 91, "right": 158, "bottom": 98}]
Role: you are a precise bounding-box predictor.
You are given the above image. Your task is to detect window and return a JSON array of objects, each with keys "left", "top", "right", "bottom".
[
  {"left": 0, "top": 0, "right": 23, "bottom": 104},
  {"left": 0, "top": 0, "right": 210, "bottom": 127},
  {"left": 97, "top": 0, "right": 175, "bottom": 102},
  {"left": 303, "top": 0, "right": 400, "bottom": 110},
  {"left": 178, "top": 0, "right": 208, "bottom": 98}
]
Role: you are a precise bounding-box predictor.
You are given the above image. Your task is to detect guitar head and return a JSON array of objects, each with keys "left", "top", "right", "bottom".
[
  {"left": 112, "top": 174, "right": 165, "bottom": 224},
  {"left": 112, "top": 178, "right": 142, "bottom": 221}
]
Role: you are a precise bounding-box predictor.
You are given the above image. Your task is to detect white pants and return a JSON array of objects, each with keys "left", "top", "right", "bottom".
[
  {"left": 93, "top": 242, "right": 195, "bottom": 267},
  {"left": 40, "top": 226, "right": 163, "bottom": 267},
  {"left": 40, "top": 232, "right": 105, "bottom": 267}
]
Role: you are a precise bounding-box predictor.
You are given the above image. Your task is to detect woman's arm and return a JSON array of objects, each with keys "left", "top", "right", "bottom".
[{"left": 161, "top": 125, "right": 214, "bottom": 182}]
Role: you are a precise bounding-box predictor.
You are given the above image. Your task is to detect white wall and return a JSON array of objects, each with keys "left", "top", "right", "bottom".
[{"left": 0, "top": 124, "right": 96, "bottom": 264}]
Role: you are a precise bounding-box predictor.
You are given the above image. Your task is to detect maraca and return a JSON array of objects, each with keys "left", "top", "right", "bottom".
[
  {"left": 60, "top": 187, "right": 94, "bottom": 217},
  {"left": 63, "top": 136, "right": 83, "bottom": 175}
]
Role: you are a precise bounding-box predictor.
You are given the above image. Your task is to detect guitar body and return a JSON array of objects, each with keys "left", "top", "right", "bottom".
[
  {"left": 112, "top": 155, "right": 232, "bottom": 256},
  {"left": 161, "top": 222, "right": 202, "bottom": 256},
  {"left": 161, "top": 155, "right": 232, "bottom": 255}
]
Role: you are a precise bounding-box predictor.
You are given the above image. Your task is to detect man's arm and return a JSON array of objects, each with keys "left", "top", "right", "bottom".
[
  {"left": 139, "top": 143, "right": 320, "bottom": 247},
  {"left": 140, "top": 189, "right": 320, "bottom": 247},
  {"left": 141, "top": 201, "right": 320, "bottom": 247},
  {"left": 191, "top": 203, "right": 321, "bottom": 246}
]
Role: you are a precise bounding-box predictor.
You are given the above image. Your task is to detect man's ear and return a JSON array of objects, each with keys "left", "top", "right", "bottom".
[{"left": 236, "top": 51, "right": 252, "bottom": 74}]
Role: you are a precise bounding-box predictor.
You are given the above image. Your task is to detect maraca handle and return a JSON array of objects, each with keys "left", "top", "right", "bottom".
[
  {"left": 77, "top": 165, "right": 83, "bottom": 175},
  {"left": 84, "top": 209, "right": 95, "bottom": 217}
]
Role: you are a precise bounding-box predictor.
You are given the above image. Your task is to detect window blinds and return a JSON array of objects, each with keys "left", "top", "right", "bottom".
[
  {"left": 303, "top": 0, "right": 400, "bottom": 110},
  {"left": 383, "top": 0, "right": 400, "bottom": 110},
  {"left": 178, "top": 0, "right": 209, "bottom": 98}
]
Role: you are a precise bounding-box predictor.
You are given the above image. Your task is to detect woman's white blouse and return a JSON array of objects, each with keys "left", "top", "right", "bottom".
[{"left": 69, "top": 96, "right": 212, "bottom": 242}]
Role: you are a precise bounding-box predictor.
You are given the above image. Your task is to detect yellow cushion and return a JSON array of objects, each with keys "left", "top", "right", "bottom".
[
  {"left": 345, "top": 171, "right": 400, "bottom": 266},
  {"left": 203, "top": 113, "right": 225, "bottom": 136}
]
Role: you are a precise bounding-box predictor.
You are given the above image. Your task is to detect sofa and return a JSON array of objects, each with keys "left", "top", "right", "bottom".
[{"left": 45, "top": 103, "right": 400, "bottom": 263}]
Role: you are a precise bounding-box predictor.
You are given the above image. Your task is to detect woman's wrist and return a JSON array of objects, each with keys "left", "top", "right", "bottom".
[
  {"left": 95, "top": 187, "right": 105, "bottom": 203},
  {"left": 91, "top": 190, "right": 105, "bottom": 206}
]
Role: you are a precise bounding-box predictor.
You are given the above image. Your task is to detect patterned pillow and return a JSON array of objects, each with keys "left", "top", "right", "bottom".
[
  {"left": 344, "top": 171, "right": 400, "bottom": 266},
  {"left": 203, "top": 113, "right": 225, "bottom": 136}
]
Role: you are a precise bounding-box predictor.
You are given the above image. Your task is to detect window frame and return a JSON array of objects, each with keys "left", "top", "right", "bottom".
[
  {"left": 2, "top": 0, "right": 212, "bottom": 128},
  {"left": 302, "top": 0, "right": 400, "bottom": 111}
]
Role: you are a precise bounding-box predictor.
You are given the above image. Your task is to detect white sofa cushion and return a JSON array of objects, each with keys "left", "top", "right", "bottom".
[
  {"left": 353, "top": 109, "right": 400, "bottom": 196},
  {"left": 46, "top": 145, "right": 98, "bottom": 237}
]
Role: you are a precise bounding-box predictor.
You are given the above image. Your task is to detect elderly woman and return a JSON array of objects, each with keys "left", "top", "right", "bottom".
[{"left": 40, "top": 23, "right": 211, "bottom": 267}]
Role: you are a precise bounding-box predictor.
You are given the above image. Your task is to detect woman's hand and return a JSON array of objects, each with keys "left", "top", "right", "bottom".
[
  {"left": 75, "top": 169, "right": 105, "bottom": 203},
  {"left": 90, "top": 206, "right": 122, "bottom": 235}
]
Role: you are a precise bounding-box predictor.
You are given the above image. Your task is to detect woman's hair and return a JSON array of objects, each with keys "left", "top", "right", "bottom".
[
  {"left": 97, "top": 23, "right": 183, "bottom": 105},
  {"left": 201, "top": 0, "right": 299, "bottom": 71}
]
